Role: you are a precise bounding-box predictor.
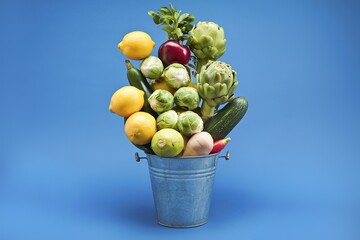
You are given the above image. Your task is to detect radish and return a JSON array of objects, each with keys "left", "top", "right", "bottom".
[{"left": 210, "top": 138, "right": 231, "bottom": 154}]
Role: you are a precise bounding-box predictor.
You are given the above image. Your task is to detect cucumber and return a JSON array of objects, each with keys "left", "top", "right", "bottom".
[
  {"left": 125, "top": 60, "right": 157, "bottom": 154},
  {"left": 125, "top": 60, "right": 158, "bottom": 118},
  {"left": 203, "top": 96, "right": 248, "bottom": 141}
]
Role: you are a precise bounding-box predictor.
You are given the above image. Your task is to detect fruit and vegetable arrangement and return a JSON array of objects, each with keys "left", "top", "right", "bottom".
[{"left": 109, "top": 4, "right": 248, "bottom": 158}]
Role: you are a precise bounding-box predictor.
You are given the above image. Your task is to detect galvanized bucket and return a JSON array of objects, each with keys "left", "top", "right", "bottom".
[{"left": 135, "top": 151, "right": 230, "bottom": 228}]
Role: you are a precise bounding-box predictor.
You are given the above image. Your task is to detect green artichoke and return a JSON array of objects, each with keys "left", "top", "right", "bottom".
[
  {"left": 189, "top": 21, "right": 226, "bottom": 71},
  {"left": 196, "top": 61, "right": 238, "bottom": 119}
]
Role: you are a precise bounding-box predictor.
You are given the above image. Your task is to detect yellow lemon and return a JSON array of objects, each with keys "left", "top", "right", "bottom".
[
  {"left": 150, "top": 78, "right": 177, "bottom": 95},
  {"left": 118, "top": 31, "right": 155, "bottom": 60},
  {"left": 124, "top": 111, "right": 157, "bottom": 145},
  {"left": 109, "top": 86, "right": 144, "bottom": 117}
]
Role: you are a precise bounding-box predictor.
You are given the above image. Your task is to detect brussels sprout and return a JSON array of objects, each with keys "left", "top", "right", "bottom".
[
  {"left": 148, "top": 89, "right": 174, "bottom": 113},
  {"left": 177, "top": 111, "right": 203, "bottom": 136},
  {"left": 151, "top": 128, "right": 184, "bottom": 157},
  {"left": 162, "top": 63, "right": 191, "bottom": 89},
  {"left": 140, "top": 56, "right": 164, "bottom": 79},
  {"left": 156, "top": 110, "right": 178, "bottom": 130},
  {"left": 174, "top": 87, "right": 200, "bottom": 110}
]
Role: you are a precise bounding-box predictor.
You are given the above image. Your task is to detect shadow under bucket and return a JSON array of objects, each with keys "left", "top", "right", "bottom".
[{"left": 135, "top": 151, "right": 230, "bottom": 228}]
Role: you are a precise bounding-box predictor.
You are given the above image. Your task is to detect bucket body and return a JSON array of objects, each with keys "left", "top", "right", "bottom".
[{"left": 146, "top": 153, "right": 219, "bottom": 228}]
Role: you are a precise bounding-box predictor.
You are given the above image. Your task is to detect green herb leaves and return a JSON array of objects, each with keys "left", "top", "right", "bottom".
[{"left": 148, "top": 4, "right": 195, "bottom": 42}]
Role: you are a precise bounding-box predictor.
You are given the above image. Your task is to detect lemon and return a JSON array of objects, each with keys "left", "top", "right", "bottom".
[
  {"left": 118, "top": 31, "right": 155, "bottom": 60},
  {"left": 124, "top": 111, "right": 157, "bottom": 145},
  {"left": 150, "top": 78, "right": 177, "bottom": 95},
  {"left": 151, "top": 129, "right": 184, "bottom": 157},
  {"left": 109, "top": 86, "right": 144, "bottom": 117}
]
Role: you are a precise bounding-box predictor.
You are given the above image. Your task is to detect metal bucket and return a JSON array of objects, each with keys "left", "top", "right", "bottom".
[{"left": 135, "top": 151, "right": 230, "bottom": 228}]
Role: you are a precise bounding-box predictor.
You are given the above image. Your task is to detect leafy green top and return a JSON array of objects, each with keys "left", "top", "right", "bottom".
[{"left": 148, "top": 4, "right": 195, "bottom": 42}]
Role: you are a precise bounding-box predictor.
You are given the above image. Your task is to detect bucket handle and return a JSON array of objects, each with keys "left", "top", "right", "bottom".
[
  {"left": 135, "top": 152, "right": 147, "bottom": 162},
  {"left": 135, "top": 151, "right": 230, "bottom": 162},
  {"left": 219, "top": 150, "right": 231, "bottom": 160}
]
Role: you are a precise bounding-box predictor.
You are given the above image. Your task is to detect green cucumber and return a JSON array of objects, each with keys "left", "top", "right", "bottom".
[
  {"left": 204, "top": 96, "right": 248, "bottom": 141},
  {"left": 125, "top": 60, "right": 158, "bottom": 118},
  {"left": 125, "top": 60, "right": 157, "bottom": 154}
]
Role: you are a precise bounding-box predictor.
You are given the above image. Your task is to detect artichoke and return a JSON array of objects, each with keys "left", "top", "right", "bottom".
[
  {"left": 196, "top": 61, "right": 238, "bottom": 119},
  {"left": 189, "top": 21, "right": 226, "bottom": 71}
]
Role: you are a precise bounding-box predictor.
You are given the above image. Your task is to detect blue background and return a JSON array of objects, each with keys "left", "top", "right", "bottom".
[{"left": 1, "top": 0, "right": 360, "bottom": 239}]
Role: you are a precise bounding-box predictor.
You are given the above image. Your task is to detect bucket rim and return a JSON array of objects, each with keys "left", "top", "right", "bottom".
[{"left": 144, "top": 152, "right": 220, "bottom": 160}]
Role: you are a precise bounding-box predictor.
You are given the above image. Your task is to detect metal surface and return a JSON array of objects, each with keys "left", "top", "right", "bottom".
[{"left": 136, "top": 151, "right": 230, "bottom": 228}]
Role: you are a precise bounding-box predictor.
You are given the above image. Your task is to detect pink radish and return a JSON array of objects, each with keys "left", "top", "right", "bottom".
[{"left": 210, "top": 138, "right": 231, "bottom": 154}]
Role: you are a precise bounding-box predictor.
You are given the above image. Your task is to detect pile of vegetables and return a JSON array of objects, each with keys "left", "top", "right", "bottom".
[{"left": 110, "top": 4, "right": 248, "bottom": 158}]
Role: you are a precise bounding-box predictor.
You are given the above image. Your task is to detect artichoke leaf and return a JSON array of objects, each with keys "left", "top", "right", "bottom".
[
  {"left": 227, "top": 80, "right": 238, "bottom": 97},
  {"left": 215, "top": 83, "right": 228, "bottom": 97},
  {"left": 214, "top": 95, "right": 228, "bottom": 105}
]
